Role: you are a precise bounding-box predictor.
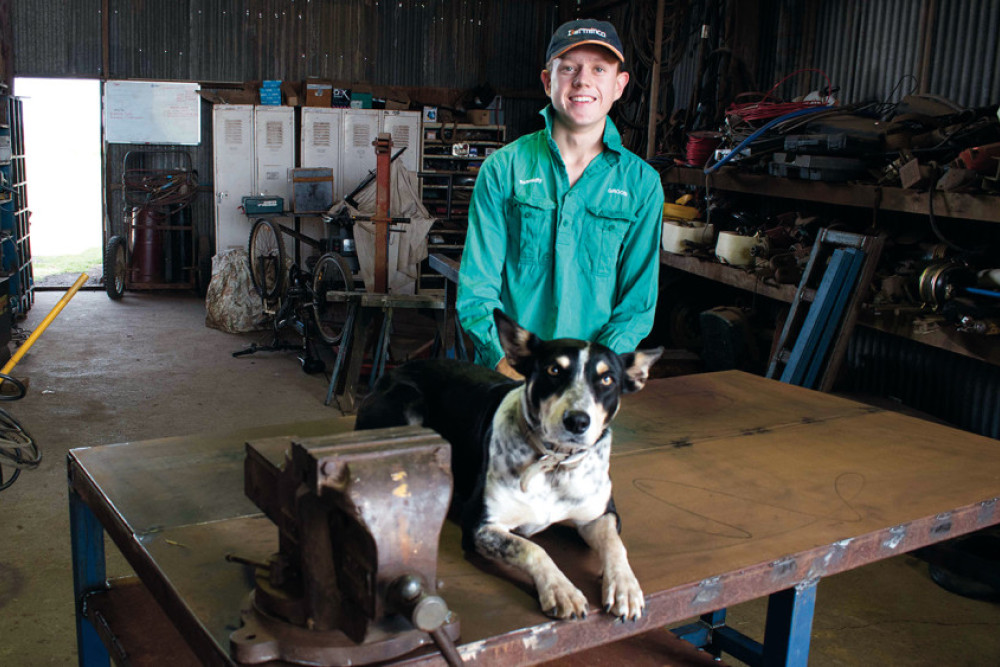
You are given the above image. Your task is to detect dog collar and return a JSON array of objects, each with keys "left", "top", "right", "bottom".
[
  {"left": 519, "top": 449, "right": 588, "bottom": 492},
  {"left": 516, "top": 389, "right": 590, "bottom": 491}
]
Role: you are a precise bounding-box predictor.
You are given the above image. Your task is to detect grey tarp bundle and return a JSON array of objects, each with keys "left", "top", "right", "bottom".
[
  {"left": 204, "top": 248, "right": 265, "bottom": 333},
  {"left": 328, "top": 160, "right": 435, "bottom": 295}
]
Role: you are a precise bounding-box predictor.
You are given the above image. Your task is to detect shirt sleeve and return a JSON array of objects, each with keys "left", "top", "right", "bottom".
[
  {"left": 457, "top": 153, "right": 508, "bottom": 369},
  {"left": 595, "top": 166, "right": 664, "bottom": 354}
]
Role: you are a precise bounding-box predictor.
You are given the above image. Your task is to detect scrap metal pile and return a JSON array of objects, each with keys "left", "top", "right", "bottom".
[{"left": 659, "top": 69, "right": 1000, "bottom": 341}]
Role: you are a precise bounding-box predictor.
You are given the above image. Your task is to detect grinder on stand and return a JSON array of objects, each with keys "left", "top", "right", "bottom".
[{"left": 230, "top": 425, "right": 463, "bottom": 666}]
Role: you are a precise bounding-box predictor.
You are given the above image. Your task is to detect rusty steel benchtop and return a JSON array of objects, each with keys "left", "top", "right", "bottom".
[{"left": 67, "top": 370, "right": 1000, "bottom": 665}]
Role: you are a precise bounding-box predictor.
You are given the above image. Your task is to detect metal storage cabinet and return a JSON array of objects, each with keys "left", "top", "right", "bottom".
[
  {"left": 340, "top": 109, "right": 380, "bottom": 201},
  {"left": 211, "top": 105, "right": 255, "bottom": 253},
  {"left": 0, "top": 89, "right": 33, "bottom": 316},
  {"left": 211, "top": 105, "right": 295, "bottom": 255},
  {"left": 380, "top": 110, "right": 422, "bottom": 177},
  {"left": 299, "top": 107, "right": 345, "bottom": 247},
  {"left": 253, "top": 105, "right": 295, "bottom": 203}
]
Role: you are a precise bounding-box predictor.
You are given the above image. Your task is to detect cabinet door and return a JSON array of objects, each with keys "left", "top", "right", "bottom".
[
  {"left": 299, "top": 107, "right": 344, "bottom": 251},
  {"left": 254, "top": 106, "right": 294, "bottom": 202},
  {"left": 380, "top": 110, "right": 422, "bottom": 175},
  {"left": 341, "top": 110, "right": 380, "bottom": 200},
  {"left": 300, "top": 107, "right": 344, "bottom": 195},
  {"left": 212, "top": 105, "right": 254, "bottom": 253}
]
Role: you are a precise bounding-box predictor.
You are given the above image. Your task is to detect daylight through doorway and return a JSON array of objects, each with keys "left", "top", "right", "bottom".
[{"left": 13, "top": 78, "right": 102, "bottom": 288}]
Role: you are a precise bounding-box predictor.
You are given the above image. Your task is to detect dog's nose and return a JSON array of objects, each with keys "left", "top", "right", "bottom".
[{"left": 563, "top": 411, "right": 590, "bottom": 434}]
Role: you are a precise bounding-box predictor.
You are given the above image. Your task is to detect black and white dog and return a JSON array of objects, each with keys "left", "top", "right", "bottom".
[{"left": 355, "top": 310, "right": 662, "bottom": 621}]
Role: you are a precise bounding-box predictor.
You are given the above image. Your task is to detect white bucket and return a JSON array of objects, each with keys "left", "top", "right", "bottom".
[
  {"left": 662, "top": 220, "right": 716, "bottom": 254},
  {"left": 715, "top": 232, "right": 768, "bottom": 268}
]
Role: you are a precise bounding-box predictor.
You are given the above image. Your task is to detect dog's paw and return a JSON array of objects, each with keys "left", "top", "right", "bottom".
[
  {"left": 538, "top": 573, "right": 589, "bottom": 620},
  {"left": 602, "top": 564, "right": 645, "bottom": 621}
]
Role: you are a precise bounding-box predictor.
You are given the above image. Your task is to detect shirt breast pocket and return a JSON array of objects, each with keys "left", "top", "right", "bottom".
[
  {"left": 511, "top": 195, "right": 556, "bottom": 266},
  {"left": 585, "top": 204, "right": 632, "bottom": 277}
]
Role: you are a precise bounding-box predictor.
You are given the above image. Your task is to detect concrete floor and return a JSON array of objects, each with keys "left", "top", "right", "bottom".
[{"left": 0, "top": 289, "right": 998, "bottom": 665}]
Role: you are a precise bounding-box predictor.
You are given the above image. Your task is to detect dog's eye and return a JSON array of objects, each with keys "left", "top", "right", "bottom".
[
  {"left": 546, "top": 364, "right": 561, "bottom": 376},
  {"left": 600, "top": 374, "right": 615, "bottom": 387}
]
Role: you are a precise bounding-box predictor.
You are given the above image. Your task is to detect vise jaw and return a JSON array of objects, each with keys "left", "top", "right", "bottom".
[{"left": 231, "top": 425, "right": 460, "bottom": 666}]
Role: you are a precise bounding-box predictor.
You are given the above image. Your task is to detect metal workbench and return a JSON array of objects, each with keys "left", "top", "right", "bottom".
[{"left": 68, "top": 371, "right": 1000, "bottom": 665}]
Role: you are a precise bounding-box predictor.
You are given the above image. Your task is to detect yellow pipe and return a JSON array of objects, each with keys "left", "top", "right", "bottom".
[{"left": 0, "top": 273, "right": 89, "bottom": 381}]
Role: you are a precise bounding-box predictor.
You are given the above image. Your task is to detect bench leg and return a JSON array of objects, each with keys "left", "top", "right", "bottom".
[
  {"left": 70, "top": 487, "right": 109, "bottom": 667},
  {"left": 762, "top": 579, "right": 818, "bottom": 667}
]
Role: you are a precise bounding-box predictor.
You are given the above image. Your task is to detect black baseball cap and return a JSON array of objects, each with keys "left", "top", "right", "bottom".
[{"left": 546, "top": 19, "right": 625, "bottom": 64}]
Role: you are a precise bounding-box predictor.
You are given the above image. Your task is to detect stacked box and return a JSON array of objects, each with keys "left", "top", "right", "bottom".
[
  {"left": 304, "top": 79, "right": 332, "bottom": 107},
  {"left": 259, "top": 80, "right": 282, "bottom": 106}
]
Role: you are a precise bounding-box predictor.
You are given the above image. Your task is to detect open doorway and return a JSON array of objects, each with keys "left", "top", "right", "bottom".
[{"left": 13, "top": 78, "right": 102, "bottom": 288}]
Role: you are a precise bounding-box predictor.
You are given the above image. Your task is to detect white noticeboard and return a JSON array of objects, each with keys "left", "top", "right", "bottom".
[{"left": 104, "top": 81, "right": 201, "bottom": 145}]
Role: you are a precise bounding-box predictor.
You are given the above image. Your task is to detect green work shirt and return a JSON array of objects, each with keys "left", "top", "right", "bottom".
[{"left": 457, "top": 106, "right": 665, "bottom": 370}]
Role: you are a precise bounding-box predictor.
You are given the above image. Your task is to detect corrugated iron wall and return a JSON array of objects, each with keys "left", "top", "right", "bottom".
[
  {"left": 845, "top": 326, "right": 1000, "bottom": 440},
  {"left": 755, "top": 0, "right": 1000, "bottom": 107},
  {"left": 12, "top": 0, "right": 554, "bottom": 91}
]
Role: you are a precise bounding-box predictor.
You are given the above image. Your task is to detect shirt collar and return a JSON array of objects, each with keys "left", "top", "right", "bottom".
[{"left": 540, "top": 105, "right": 623, "bottom": 156}]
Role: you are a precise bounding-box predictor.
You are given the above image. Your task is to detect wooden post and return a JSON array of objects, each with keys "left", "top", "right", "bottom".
[
  {"left": 373, "top": 133, "right": 393, "bottom": 294},
  {"left": 646, "top": 0, "right": 666, "bottom": 159}
]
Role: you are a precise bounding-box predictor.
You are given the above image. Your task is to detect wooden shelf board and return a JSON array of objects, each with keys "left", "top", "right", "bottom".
[
  {"left": 857, "top": 309, "right": 1000, "bottom": 367},
  {"left": 664, "top": 166, "right": 1000, "bottom": 224},
  {"left": 660, "top": 250, "right": 800, "bottom": 303}
]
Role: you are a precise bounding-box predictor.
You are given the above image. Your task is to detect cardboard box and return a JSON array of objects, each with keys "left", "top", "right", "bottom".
[
  {"left": 291, "top": 168, "right": 335, "bottom": 213},
  {"left": 304, "top": 79, "right": 333, "bottom": 107},
  {"left": 350, "top": 92, "right": 373, "bottom": 109},
  {"left": 468, "top": 109, "right": 490, "bottom": 125},
  {"left": 332, "top": 88, "right": 351, "bottom": 108},
  {"left": 259, "top": 80, "right": 282, "bottom": 105}
]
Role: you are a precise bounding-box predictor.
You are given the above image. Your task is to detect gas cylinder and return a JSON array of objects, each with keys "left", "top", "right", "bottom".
[{"left": 130, "top": 207, "right": 165, "bottom": 284}]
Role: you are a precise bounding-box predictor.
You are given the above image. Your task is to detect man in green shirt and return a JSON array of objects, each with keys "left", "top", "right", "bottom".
[{"left": 457, "top": 19, "right": 665, "bottom": 378}]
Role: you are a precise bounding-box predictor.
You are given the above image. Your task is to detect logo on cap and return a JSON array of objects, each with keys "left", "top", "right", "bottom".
[{"left": 568, "top": 27, "right": 607, "bottom": 38}]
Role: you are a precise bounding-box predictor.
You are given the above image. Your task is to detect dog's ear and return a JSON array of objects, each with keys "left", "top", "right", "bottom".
[
  {"left": 620, "top": 347, "right": 663, "bottom": 393},
  {"left": 494, "top": 309, "right": 538, "bottom": 373}
]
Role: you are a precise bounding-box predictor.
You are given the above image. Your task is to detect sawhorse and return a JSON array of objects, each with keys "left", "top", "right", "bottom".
[{"left": 323, "top": 291, "right": 448, "bottom": 413}]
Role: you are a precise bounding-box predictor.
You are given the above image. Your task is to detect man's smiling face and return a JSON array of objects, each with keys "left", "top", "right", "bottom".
[{"left": 542, "top": 45, "right": 628, "bottom": 135}]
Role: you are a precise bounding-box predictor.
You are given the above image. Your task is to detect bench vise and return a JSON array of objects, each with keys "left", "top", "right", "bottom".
[{"left": 230, "top": 425, "right": 462, "bottom": 666}]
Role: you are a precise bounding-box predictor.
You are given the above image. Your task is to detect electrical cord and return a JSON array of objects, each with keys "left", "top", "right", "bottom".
[
  {"left": 927, "top": 167, "right": 971, "bottom": 253},
  {"left": 0, "top": 370, "right": 35, "bottom": 492},
  {"left": 704, "top": 105, "right": 836, "bottom": 173}
]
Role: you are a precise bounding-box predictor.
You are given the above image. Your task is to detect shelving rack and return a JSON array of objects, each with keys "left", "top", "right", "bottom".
[
  {"left": 0, "top": 86, "right": 33, "bottom": 316},
  {"left": 420, "top": 122, "right": 506, "bottom": 225},
  {"left": 419, "top": 122, "right": 506, "bottom": 289},
  {"left": 661, "top": 166, "right": 1000, "bottom": 367}
]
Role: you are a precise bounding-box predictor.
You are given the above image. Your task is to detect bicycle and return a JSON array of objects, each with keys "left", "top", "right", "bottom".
[{"left": 236, "top": 210, "right": 358, "bottom": 371}]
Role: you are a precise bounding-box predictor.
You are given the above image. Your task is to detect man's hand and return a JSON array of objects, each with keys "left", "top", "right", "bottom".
[{"left": 495, "top": 357, "right": 525, "bottom": 381}]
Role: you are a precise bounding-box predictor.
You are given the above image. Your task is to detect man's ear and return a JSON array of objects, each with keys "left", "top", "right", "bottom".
[
  {"left": 494, "top": 309, "right": 538, "bottom": 375},
  {"left": 613, "top": 70, "right": 629, "bottom": 102},
  {"left": 540, "top": 68, "right": 552, "bottom": 96},
  {"left": 619, "top": 347, "right": 663, "bottom": 393}
]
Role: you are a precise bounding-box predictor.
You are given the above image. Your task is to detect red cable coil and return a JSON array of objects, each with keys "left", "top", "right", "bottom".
[
  {"left": 728, "top": 68, "right": 834, "bottom": 123},
  {"left": 685, "top": 131, "right": 721, "bottom": 167}
]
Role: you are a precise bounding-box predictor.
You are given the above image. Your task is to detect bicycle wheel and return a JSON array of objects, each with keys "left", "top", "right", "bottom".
[
  {"left": 311, "top": 252, "right": 356, "bottom": 344},
  {"left": 104, "top": 235, "right": 127, "bottom": 300},
  {"left": 248, "top": 219, "right": 286, "bottom": 299}
]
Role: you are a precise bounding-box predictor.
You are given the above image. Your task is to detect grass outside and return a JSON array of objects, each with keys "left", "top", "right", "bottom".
[{"left": 33, "top": 247, "right": 103, "bottom": 279}]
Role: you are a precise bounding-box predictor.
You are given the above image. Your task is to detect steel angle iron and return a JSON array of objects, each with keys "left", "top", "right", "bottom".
[{"left": 231, "top": 425, "right": 462, "bottom": 666}]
